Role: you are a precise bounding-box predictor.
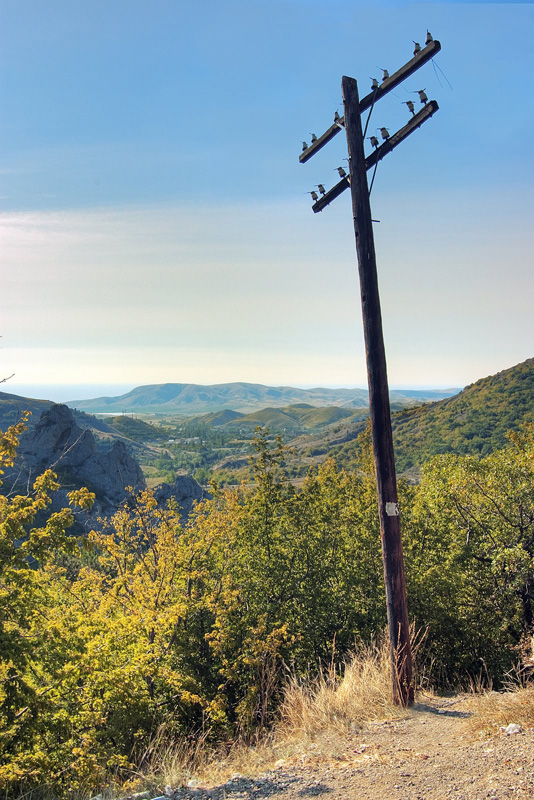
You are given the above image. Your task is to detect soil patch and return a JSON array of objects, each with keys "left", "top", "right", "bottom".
[{"left": 171, "top": 695, "right": 534, "bottom": 800}]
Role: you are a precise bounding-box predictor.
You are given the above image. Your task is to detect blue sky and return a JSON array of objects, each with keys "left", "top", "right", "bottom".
[{"left": 1, "top": 0, "right": 533, "bottom": 400}]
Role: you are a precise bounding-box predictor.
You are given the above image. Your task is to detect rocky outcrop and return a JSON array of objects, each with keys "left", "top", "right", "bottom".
[
  {"left": 154, "top": 474, "right": 206, "bottom": 519},
  {"left": 10, "top": 404, "right": 145, "bottom": 507},
  {"left": 4, "top": 404, "right": 205, "bottom": 527}
]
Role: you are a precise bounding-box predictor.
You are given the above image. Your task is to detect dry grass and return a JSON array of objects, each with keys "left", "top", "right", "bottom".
[
  {"left": 137, "top": 638, "right": 403, "bottom": 792},
  {"left": 130, "top": 729, "right": 209, "bottom": 793},
  {"left": 135, "top": 725, "right": 294, "bottom": 793},
  {"left": 467, "top": 683, "right": 534, "bottom": 737},
  {"left": 277, "top": 638, "right": 401, "bottom": 744}
]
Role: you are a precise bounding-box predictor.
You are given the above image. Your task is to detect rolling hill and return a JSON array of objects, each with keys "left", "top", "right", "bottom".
[
  {"left": 0, "top": 391, "right": 53, "bottom": 429},
  {"left": 195, "top": 409, "right": 244, "bottom": 426},
  {"left": 102, "top": 415, "right": 169, "bottom": 443},
  {"left": 67, "top": 382, "right": 457, "bottom": 415},
  {"left": 321, "top": 358, "right": 534, "bottom": 476},
  {"left": 220, "top": 404, "right": 361, "bottom": 432},
  {"left": 220, "top": 406, "right": 304, "bottom": 431}
]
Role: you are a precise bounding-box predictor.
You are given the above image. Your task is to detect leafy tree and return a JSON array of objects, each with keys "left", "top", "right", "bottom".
[
  {"left": 0, "top": 417, "right": 94, "bottom": 793},
  {"left": 406, "top": 424, "right": 534, "bottom": 682},
  {"left": 195, "top": 428, "right": 388, "bottom": 731},
  {"left": 4, "top": 414, "right": 534, "bottom": 797}
]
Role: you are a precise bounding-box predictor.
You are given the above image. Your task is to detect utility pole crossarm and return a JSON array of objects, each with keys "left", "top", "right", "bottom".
[
  {"left": 299, "top": 39, "right": 441, "bottom": 163},
  {"left": 365, "top": 100, "right": 438, "bottom": 168},
  {"left": 311, "top": 100, "right": 438, "bottom": 213},
  {"left": 312, "top": 175, "right": 350, "bottom": 211}
]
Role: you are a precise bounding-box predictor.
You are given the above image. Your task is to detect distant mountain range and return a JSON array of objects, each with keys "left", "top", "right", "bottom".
[
  {"left": 66, "top": 382, "right": 458, "bottom": 415},
  {"left": 2, "top": 359, "right": 534, "bottom": 484}
]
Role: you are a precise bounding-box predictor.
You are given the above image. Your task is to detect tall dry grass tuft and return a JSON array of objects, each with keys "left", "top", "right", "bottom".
[
  {"left": 131, "top": 728, "right": 212, "bottom": 793},
  {"left": 135, "top": 727, "right": 285, "bottom": 792},
  {"left": 132, "top": 637, "right": 408, "bottom": 792},
  {"left": 277, "top": 637, "right": 402, "bottom": 744},
  {"left": 467, "top": 683, "right": 534, "bottom": 737}
]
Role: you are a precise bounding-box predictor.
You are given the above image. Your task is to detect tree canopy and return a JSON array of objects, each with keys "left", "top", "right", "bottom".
[{"left": 2, "top": 421, "right": 534, "bottom": 797}]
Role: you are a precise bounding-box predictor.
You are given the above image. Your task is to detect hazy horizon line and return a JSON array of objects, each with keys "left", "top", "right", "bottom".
[{"left": 3, "top": 380, "right": 464, "bottom": 405}]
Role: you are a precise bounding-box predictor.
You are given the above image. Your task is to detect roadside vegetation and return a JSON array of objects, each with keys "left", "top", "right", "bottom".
[{"left": 2, "top": 417, "right": 534, "bottom": 798}]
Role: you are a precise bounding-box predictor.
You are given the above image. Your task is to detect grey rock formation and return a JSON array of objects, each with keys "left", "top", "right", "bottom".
[
  {"left": 154, "top": 474, "right": 207, "bottom": 519},
  {"left": 79, "top": 439, "right": 146, "bottom": 506},
  {"left": 11, "top": 404, "right": 145, "bottom": 506},
  {"left": 4, "top": 403, "right": 206, "bottom": 527}
]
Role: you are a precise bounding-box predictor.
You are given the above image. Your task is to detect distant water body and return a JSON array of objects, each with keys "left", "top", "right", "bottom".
[{"left": 4, "top": 384, "right": 137, "bottom": 404}]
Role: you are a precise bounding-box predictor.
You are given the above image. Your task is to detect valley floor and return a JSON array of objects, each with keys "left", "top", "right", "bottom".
[{"left": 170, "top": 695, "right": 534, "bottom": 800}]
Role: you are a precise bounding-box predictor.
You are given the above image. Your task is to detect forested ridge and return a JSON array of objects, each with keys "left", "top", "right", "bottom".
[
  {"left": 2, "top": 410, "right": 534, "bottom": 798},
  {"left": 393, "top": 357, "right": 534, "bottom": 468},
  {"left": 328, "top": 358, "right": 534, "bottom": 475}
]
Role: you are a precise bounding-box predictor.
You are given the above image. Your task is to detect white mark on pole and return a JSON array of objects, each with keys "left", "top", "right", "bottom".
[{"left": 385, "top": 502, "right": 399, "bottom": 517}]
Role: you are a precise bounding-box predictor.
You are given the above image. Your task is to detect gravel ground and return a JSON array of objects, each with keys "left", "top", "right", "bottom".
[{"left": 169, "top": 695, "right": 534, "bottom": 800}]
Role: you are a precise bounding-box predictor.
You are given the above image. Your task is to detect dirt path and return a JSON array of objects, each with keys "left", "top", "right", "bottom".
[{"left": 171, "top": 695, "right": 534, "bottom": 800}]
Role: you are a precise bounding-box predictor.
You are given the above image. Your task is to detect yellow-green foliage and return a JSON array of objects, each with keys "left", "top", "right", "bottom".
[
  {"left": 2, "top": 420, "right": 534, "bottom": 797},
  {"left": 0, "top": 424, "right": 387, "bottom": 797},
  {"left": 404, "top": 423, "right": 534, "bottom": 681},
  {"left": 0, "top": 417, "right": 96, "bottom": 793}
]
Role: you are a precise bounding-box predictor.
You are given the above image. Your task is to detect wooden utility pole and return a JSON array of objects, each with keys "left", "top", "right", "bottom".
[
  {"left": 299, "top": 38, "right": 441, "bottom": 706},
  {"left": 343, "top": 75, "right": 413, "bottom": 706}
]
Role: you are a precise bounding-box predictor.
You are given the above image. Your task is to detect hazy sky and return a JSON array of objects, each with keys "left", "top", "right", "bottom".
[{"left": 1, "top": 0, "right": 533, "bottom": 399}]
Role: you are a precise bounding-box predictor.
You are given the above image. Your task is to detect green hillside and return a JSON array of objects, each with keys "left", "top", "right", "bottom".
[
  {"left": 330, "top": 358, "right": 534, "bottom": 474},
  {"left": 105, "top": 415, "right": 168, "bottom": 443},
  {"left": 0, "top": 391, "right": 52, "bottom": 430},
  {"left": 224, "top": 406, "right": 303, "bottom": 431},
  {"left": 292, "top": 405, "right": 355, "bottom": 428},
  {"left": 193, "top": 409, "right": 244, "bottom": 426},
  {"left": 220, "top": 404, "right": 357, "bottom": 433}
]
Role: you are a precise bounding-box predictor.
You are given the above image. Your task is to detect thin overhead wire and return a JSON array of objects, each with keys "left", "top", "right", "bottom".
[
  {"left": 432, "top": 59, "right": 443, "bottom": 88},
  {"left": 362, "top": 87, "right": 378, "bottom": 139},
  {"left": 368, "top": 159, "right": 380, "bottom": 196},
  {"left": 432, "top": 58, "right": 453, "bottom": 90}
]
